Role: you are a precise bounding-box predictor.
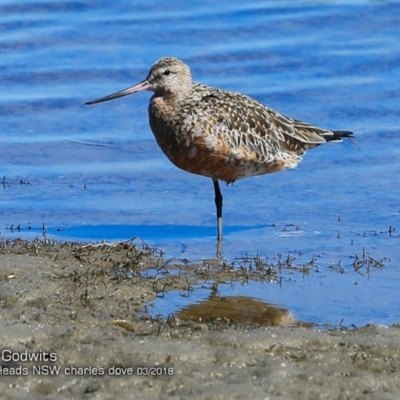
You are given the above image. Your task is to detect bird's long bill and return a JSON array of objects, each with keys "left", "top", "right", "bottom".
[{"left": 85, "top": 79, "right": 150, "bottom": 105}]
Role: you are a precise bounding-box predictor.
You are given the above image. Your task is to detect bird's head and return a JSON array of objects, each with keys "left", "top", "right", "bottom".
[{"left": 85, "top": 57, "right": 192, "bottom": 105}]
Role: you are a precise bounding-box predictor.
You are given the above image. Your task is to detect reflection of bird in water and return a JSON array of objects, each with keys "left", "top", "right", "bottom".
[
  {"left": 178, "top": 295, "right": 296, "bottom": 327},
  {"left": 86, "top": 57, "right": 353, "bottom": 258}
]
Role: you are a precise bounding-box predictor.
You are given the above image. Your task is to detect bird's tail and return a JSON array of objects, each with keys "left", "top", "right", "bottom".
[{"left": 326, "top": 130, "right": 354, "bottom": 142}]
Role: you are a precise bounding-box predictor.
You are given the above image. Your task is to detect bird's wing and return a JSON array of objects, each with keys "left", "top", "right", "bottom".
[{"left": 194, "top": 87, "right": 331, "bottom": 157}]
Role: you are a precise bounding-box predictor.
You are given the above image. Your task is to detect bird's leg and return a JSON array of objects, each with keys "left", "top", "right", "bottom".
[{"left": 213, "top": 179, "right": 223, "bottom": 259}]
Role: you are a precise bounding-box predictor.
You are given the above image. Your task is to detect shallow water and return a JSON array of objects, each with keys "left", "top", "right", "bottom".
[{"left": 1, "top": 0, "right": 400, "bottom": 326}]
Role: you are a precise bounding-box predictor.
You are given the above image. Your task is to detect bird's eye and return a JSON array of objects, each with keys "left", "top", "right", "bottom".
[{"left": 163, "top": 70, "right": 171, "bottom": 76}]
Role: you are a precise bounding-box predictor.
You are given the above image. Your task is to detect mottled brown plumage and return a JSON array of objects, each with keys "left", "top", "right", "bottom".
[{"left": 86, "top": 57, "right": 353, "bottom": 258}]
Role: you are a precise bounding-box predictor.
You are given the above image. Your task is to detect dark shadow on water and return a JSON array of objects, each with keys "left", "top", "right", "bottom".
[{"left": 44, "top": 224, "right": 272, "bottom": 242}]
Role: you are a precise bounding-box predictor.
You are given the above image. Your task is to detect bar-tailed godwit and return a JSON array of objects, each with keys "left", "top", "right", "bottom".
[{"left": 86, "top": 57, "right": 352, "bottom": 258}]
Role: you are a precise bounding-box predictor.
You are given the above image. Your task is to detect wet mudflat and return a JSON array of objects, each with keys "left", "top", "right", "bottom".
[{"left": 1, "top": 239, "right": 399, "bottom": 399}]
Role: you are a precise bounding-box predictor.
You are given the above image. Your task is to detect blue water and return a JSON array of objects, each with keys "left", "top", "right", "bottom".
[{"left": 1, "top": 0, "right": 400, "bottom": 326}]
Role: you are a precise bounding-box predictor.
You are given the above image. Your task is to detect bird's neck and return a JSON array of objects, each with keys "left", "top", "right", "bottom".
[{"left": 153, "top": 85, "right": 192, "bottom": 104}]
